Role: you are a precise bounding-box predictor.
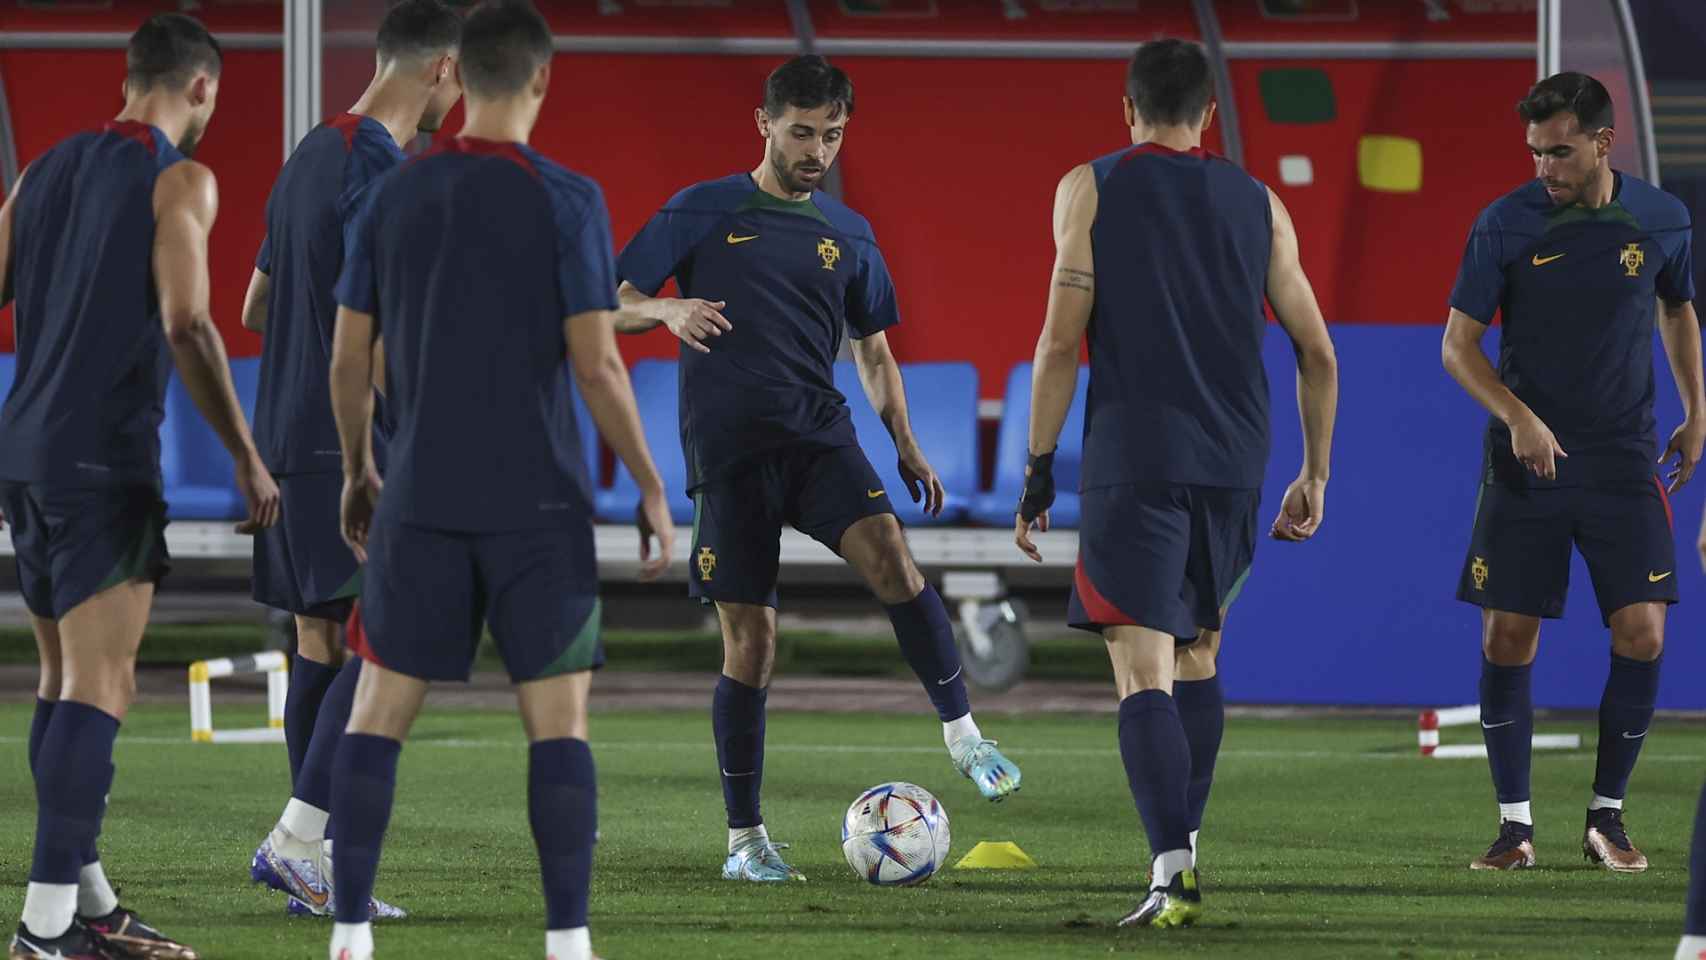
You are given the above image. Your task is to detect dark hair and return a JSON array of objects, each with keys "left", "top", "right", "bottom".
[
  {"left": 126, "top": 13, "right": 222, "bottom": 93},
  {"left": 1125, "top": 39, "right": 1213, "bottom": 128},
  {"left": 377, "top": 0, "right": 463, "bottom": 63},
  {"left": 1517, "top": 71, "right": 1614, "bottom": 132},
  {"left": 458, "top": 0, "right": 552, "bottom": 98},
  {"left": 763, "top": 55, "right": 854, "bottom": 121}
]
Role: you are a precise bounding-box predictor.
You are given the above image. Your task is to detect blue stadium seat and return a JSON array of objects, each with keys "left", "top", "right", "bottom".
[
  {"left": 971, "top": 363, "right": 1088, "bottom": 528},
  {"left": 0, "top": 353, "right": 14, "bottom": 405},
  {"left": 593, "top": 359, "right": 694, "bottom": 524},
  {"left": 833, "top": 361, "right": 977, "bottom": 525},
  {"left": 162, "top": 358, "right": 261, "bottom": 521}
]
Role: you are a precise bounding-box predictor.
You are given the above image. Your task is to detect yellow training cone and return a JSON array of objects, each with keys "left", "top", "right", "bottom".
[{"left": 953, "top": 841, "right": 1038, "bottom": 870}]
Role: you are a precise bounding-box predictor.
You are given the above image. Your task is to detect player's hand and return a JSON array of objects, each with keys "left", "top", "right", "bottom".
[
  {"left": 1508, "top": 411, "right": 1567, "bottom": 480},
  {"left": 635, "top": 486, "right": 674, "bottom": 582},
  {"left": 1014, "top": 512, "right": 1047, "bottom": 563},
  {"left": 1015, "top": 451, "right": 1056, "bottom": 563},
  {"left": 1660, "top": 416, "right": 1706, "bottom": 493},
  {"left": 233, "top": 453, "right": 281, "bottom": 535},
  {"left": 661, "top": 299, "right": 732, "bottom": 354},
  {"left": 339, "top": 466, "right": 382, "bottom": 563},
  {"left": 897, "top": 439, "right": 946, "bottom": 518},
  {"left": 1271, "top": 475, "right": 1327, "bottom": 541}
]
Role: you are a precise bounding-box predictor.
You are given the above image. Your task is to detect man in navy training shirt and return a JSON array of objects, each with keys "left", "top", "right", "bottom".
[
  {"left": 0, "top": 15, "right": 280, "bottom": 960},
  {"left": 614, "top": 53, "right": 1023, "bottom": 884},
  {"left": 1017, "top": 39, "right": 1338, "bottom": 928},
  {"left": 324, "top": 4, "right": 674, "bottom": 959},
  {"left": 1443, "top": 72, "right": 1699, "bottom": 875},
  {"left": 241, "top": 0, "right": 463, "bottom": 923}
]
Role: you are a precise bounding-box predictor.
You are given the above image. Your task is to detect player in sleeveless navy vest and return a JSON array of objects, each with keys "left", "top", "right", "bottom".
[
  {"left": 324, "top": 6, "right": 672, "bottom": 959},
  {"left": 1017, "top": 40, "right": 1338, "bottom": 929},
  {"left": 0, "top": 16, "right": 279, "bottom": 960},
  {"left": 614, "top": 55, "right": 1022, "bottom": 884},
  {"left": 238, "top": 0, "right": 462, "bottom": 924},
  {"left": 1443, "top": 73, "right": 1700, "bottom": 875}
]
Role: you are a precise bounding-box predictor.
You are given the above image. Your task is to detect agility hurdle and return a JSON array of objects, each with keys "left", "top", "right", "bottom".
[
  {"left": 1418, "top": 705, "right": 1581, "bottom": 758},
  {"left": 188, "top": 652, "right": 288, "bottom": 744}
]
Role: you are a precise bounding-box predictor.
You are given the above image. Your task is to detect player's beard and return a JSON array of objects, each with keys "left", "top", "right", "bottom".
[
  {"left": 769, "top": 144, "right": 822, "bottom": 196},
  {"left": 177, "top": 119, "right": 207, "bottom": 157}
]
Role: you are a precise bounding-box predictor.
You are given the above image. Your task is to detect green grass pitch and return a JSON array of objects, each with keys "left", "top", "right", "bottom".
[{"left": 0, "top": 703, "right": 1700, "bottom": 958}]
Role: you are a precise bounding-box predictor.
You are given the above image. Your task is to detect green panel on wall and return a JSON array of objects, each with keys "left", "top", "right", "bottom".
[{"left": 1259, "top": 68, "right": 1337, "bottom": 124}]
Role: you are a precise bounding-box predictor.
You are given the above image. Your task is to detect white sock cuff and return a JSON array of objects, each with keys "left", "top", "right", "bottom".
[
  {"left": 547, "top": 927, "right": 592, "bottom": 960},
  {"left": 1675, "top": 934, "right": 1706, "bottom": 960},
  {"left": 21, "top": 882, "right": 78, "bottom": 941},
  {"left": 943, "top": 713, "right": 981, "bottom": 749},
  {"left": 282, "top": 798, "right": 331, "bottom": 843},
  {"left": 1151, "top": 848, "right": 1193, "bottom": 889},
  {"left": 1498, "top": 801, "right": 1533, "bottom": 826},
  {"left": 1188, "top": 830, "right": 1200, "bottom": 868},
  {"left": 1589, "top": 794, "right": 1624, "bottom": 811},
  {"left": 330, "top": 921, "right": 373, "bottom": 960},
  {"left": 77, "top": 860, "right": 119, "bottom": 918},
  {"left": 729, "top": 824, "right": 769, "bottom": 853}
]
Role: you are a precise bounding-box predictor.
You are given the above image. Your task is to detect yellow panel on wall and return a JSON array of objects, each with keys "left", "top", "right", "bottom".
[{"left": 1357, "top": 135, "right": 1423, "bottom": 193}]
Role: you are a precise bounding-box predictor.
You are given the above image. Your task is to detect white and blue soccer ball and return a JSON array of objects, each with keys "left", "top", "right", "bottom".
[{"left": 841, "top": 781, "right": 951, "bottom": 886}]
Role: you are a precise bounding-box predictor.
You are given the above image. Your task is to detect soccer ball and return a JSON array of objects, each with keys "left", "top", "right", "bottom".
[{"left": 840, "top": 781, "right": 951, "bottom": 886}]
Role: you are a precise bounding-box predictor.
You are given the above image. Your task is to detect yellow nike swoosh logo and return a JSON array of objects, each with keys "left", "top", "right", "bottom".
[
  {"left": 726, "top": 233, "right": 759, "bottom": 245},
  {"left": 1531, "top": 253, "right": 1566, "bottom": 266},
  {"left": 867, "top": 489, "right": 885, "bottom": 499},
  {"left": 1649, "top": 570, "right": 1673, "bottom": 582}
]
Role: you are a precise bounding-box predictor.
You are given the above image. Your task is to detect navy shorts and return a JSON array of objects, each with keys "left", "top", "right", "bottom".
[
  {"left": 1068, "top": 483, "right": 1260, "bottom": 642},
  {"left": 356, "top": 518, "right": 604, "bottom": 683},
  {"left": 252, "top": 473, "right": 361, "bottom": 623},
  {"left": 1457, "top": 477, "right": 1678, "bottom": 625},
  {"left": 1, "top": 482, "right": 170, "bottom": 620},
  {"left": 689, "top": 444, "right": 894, "bottom": 608}
]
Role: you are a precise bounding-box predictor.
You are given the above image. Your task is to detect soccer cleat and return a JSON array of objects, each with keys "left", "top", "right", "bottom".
[
  {"left": 252, "top": 833, "right": 333, "bottom": 914},
  {"left": 721, "top": 839, "right": 806, "bottom": 882},
  {"left": 78, "top": 907, "right": 198, "bottom": 960},
  {"left": 1583, "top": 807, "right": 1648, "bottom": 873},
  {"left": 287, "top": 895, "right": 407, "bottom": 921},
  {"left": 1470, "top": 819, "right": 1536, "bottom": 870},
  {"left": 1118, "top": 868, "right": 1203, "bottom": 929},
  {"left": 950, "top": 737, "right": 1021, "bottom": 802},
  {"left": 9, "top": 921, "right": 114, "bottom": 959}
]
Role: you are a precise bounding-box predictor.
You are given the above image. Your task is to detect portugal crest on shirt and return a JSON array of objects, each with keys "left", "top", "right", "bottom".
[
  {"left": 1620, "top": 242, "right": 1645, "bottom": 278},
  {"left": 817, "top": 237, "right": 842, "bottom": 272}
]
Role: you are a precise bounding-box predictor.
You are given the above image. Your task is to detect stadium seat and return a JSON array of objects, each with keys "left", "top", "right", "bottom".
[
  {"left": 161, "top": 358, "right": 261, "bottom": 521},
  {"left": 593, "top": 359, "right": 694, "bottom": 525},
  {"left": 0, "top": 353, "right": 14, "bottom": 404},
  {"left": 833, "top": 361, "right": 977, "bottom": 525},
  {"left": 971, "top": 363, "right": 1088, "bottom": 529}
]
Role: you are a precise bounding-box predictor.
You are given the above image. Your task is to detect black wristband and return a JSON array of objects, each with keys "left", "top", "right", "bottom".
[{"left": 1018, "top": 450, "right": 1057, "bottom": 523}]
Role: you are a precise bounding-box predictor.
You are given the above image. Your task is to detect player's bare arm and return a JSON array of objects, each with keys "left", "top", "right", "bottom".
[
  {"left": 1656, "top": 296, "right": 1704, "bottom": 492},
  {"left": 154, "top": 160, "right": 280, "bottom": 535},
  {"left": 615, "top": 278, "right": 731, "bottom": 352},
  {"left": 240, "top": 267, "right": 270, "bottom": 333},
  {"left": 850, "top": 330, "right": 944, "bottom": 517},
  {"left": 329, "top": 304, "right": 379, "bottom": 561},
  {"left": 1015, "top": 162, "right": 1096, "bottom": 563},
  {"left": 1441, "top": 307, "right": 1566, "bottom": 480},
  {"left": 567, "top": 308, "right": 674, "bottom": 580},
  {"left": 1265, "top": 187, "right": 1338, "bottom": 542}
]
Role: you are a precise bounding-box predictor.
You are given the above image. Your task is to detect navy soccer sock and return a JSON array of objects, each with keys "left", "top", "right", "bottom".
[
  {"left": 30, "top": 702, "right": 120, "bottom": 885},
  {"left": 712, "top": 676, "right": 766, "bottom": 829},
  {"left": 1116, "top": 690, "right": 1193, "bottom": 866},
  {"left": 295, "top": 658, "right": 361, "bottom": 814},
  {"left": 28, "top": 697, "right": 54, "bottom": 779},
  {"left": 528, "top": 738, "right": 597, "bottom": 930},
  {"left": 1479, "top": 657, "right": 1534, "bottom": 807},
  {"left": 885, "top": 585, "right": 971, "bottom": 723},
  {"left": 329, "top": 733, "right": 401, "bottom": 924},
  {"left": 285, "top": 654, "right": 339, "bottom": 788},
  {"left": 1174, "top": 675, "right": 1225, "bottom": 834},
  {"left": 1687, "top": 782, "right": 1706, "bottom": 935},
  {"left": 1592, "top": 654, "right": 1661, "bottom": 801}
]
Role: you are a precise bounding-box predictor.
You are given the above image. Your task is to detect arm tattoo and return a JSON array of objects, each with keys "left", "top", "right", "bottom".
[{"left": 1055, "top": 267, "right": 1094, "bottom": 293}]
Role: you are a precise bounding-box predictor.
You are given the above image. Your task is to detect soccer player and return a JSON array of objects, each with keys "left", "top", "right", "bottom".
[
  {"left": 1016, "top": 39, "right": 1338, "bottom": 928},
  {"left": 241, "top": 0, "right": 462, "bottom": 921},
  {"left": 1443, "top": 72, "right": 1699, "bottom": 873},
  {"left": 614, "top": 54, "right": 1022, "bottom": 883},
  {"left": 0, "top": 15, "right": 279, "bottom": 960},
  {"left": 323, "top": 3, "right": 672, "bottom": 959},
  {"left": 1683, "top": 513, "right": 1706, "bottom": 960}
]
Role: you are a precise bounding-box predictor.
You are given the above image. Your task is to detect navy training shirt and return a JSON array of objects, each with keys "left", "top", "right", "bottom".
[
  {"left": 1081, "top": 144, "right": 1274, "bottom": 492},
  {"left": 254, "top": 113, "right": 405, "bottom": 474},
  {"left": 616, "top": 174, "right": 899, "bottom": 491},
  {"left": 1450, "top": 172, "right": 1695, "bottom": 489},
  {"left": 335, "top": 137, "right": 617, "bottom": 533},
  {"left": 0, "top": 121, "right": 186, "bottom": 488}
]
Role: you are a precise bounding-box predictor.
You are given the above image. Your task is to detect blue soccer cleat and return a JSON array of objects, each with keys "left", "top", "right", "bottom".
[
  {"left": 254, "top": 831, "right": 406, "bottom": 920},
  {"left": 721, "top": 839, "right": 806, "bottom": 882},
  {"left": 951, "top": 736, "right": 1022, "bottom": 802}
]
